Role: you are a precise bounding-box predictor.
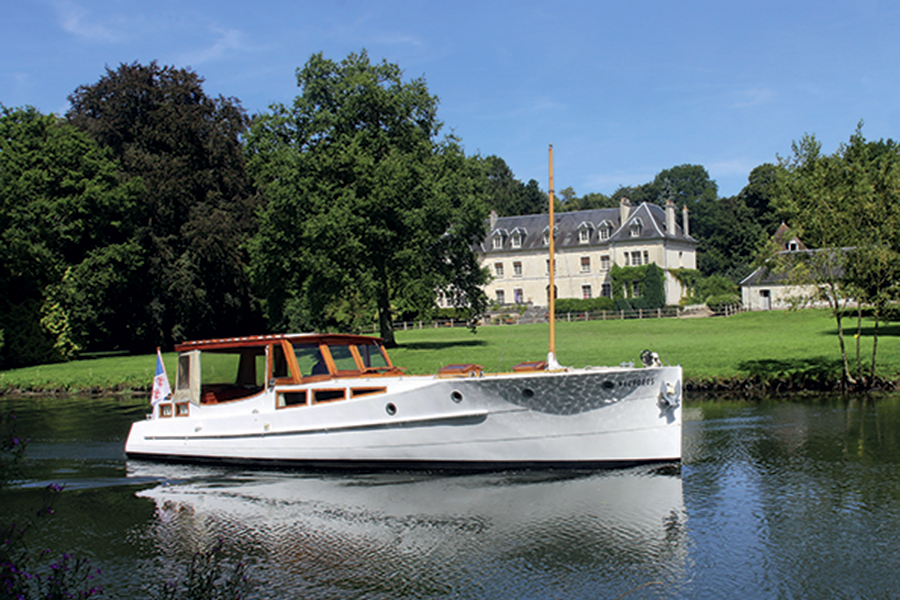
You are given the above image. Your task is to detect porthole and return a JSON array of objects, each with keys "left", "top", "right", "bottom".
[
  {"left": 385, "top": 403, "right": 397, "bottom": 416},
  {"left": 601, "top": 380, "right": 615, "bottom": 390},
  {"left": 450, "top": 390, "right": 464, "bottom": 403},
  {"left": 521, "top": 388, "right": 535, "bottom": 399}
]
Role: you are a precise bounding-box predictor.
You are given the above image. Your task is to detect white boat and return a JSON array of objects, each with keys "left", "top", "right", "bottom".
[{"left": 124, "top": 332, "right": 682, "bottom": 470}]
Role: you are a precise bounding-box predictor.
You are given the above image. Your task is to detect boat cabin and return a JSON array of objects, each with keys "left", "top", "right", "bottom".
[{"left": 163, "top": 334, "right": 400, "bottom": 411}]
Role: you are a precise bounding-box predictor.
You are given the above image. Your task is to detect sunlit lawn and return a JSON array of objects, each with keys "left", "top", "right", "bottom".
[{"left": 2, "top": 309, "right": 898, "bottom": 393}]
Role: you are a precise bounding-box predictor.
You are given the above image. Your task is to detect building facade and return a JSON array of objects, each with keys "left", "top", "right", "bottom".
[{"left": 474, "top": 199, "right": 697, "bottom": 307}]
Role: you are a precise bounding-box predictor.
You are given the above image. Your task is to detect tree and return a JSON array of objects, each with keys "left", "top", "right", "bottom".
[
  {"left": 774, "top": 126, "right": 900, "bottom": 385},
  {"left": 0, "top": 106, "right": 142, "bottom": 368},
  {"left": 66, "top": 62, "right": 260, "bottom": 351},
  {"left": 245, "top": 51, "right": 489, "bottom": 346}
]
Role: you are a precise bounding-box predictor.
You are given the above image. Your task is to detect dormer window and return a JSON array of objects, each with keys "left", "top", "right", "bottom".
[
  {"left": 511, "top": 233, "right": 522, "bottom": 249},
  {"left": 577, "top": 222, "right": 593, "bottom": 244},
  {"left": 598, "top": 222, "right": 611, "bottom": 240},
  {"left": 629, "top": 218, "right": 643, "bottom": 238},
  {"left": 788, "top": 241, "right": 799, "bottom": 251},
  {"left": 542, "top": 226, "right": 557, "bottom": 246},
  {"left": 491, "top": 229, "right": 507, "bottom": 250}
]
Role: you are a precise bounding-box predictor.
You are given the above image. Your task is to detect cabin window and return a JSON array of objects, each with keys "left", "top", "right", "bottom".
[
  {"left": 175, "top": 402, "right": 190, "bottom": 417},
  {"left": 159, "top": 403, "right": 173, "bottom": 418},
  {"left": 272, "top": 344, "right": 289, "bottom": 379},
  {"left": 278, "top": 391, "right": 308, "bottom": 408},
  {"left": 357, "top": 342, "right": 389, "bottom": 369},
  {"left": 351, "top": 387, "right": 387, "bottom": 398},
  {"left": 177, "top": 355, "right": 191, "bottom": 390},
  {"left": 329, "top": 345, "right": 358, "bottom": 371},
  {"left": 294, "top": 344, "right": 328, "bottom": 377},
  {"left": 314, "top": 389, "right": 346, "bottom": 404}
]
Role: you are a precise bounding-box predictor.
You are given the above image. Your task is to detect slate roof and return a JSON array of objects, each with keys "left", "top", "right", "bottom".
[{"left": 479, "top": 202, "right": 695, "bottom": 253}]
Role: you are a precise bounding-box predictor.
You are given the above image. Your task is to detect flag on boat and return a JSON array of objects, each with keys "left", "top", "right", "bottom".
[{"left": 151, "top": 348, "right": 171, "bottom": 406}]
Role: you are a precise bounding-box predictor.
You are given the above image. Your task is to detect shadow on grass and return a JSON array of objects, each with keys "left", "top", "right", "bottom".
[
  {"left": 819, "top": 323, "right": 900, "bottom": 338},
  {"left": 737, "top": 356, "right": 842, "bottom": 379},
  {"left": 398, "top": 339, "right": 488, "bottom": 351}
]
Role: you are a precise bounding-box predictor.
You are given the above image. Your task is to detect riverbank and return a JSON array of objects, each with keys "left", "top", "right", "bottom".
[{"left": 1, "top": 310, "right": 897, "bottom": 396}]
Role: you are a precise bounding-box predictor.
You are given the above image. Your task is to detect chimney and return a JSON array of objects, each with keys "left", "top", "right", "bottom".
[
  {"left": 682, "top": 205, "right": 690, "bottom": 238},
  {"left": 619, "top": 197, "right": 631, "bottom": 226},
  {"left": 666, "top": 198, "right": 676, "bottom": 235},
  {"left": 489, "top": 210, "right": 498, "bottom": 230}
]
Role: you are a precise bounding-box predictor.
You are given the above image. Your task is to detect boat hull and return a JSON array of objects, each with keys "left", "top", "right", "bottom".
[{"left": 125, "top": 365, "right": 682, "bottom": 471}]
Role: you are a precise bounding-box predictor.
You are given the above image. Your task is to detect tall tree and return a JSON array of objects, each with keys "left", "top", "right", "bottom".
[
  {"left": 245, "top": 51, "right": 489, "bottom": 346},
  {"left": 0, "top": 106, "right": 142, "bottom": 367},
  {"left": 66, "top": 62, "right": 260, "bottom": 351},
  {"left": 775, "top": 126, "right": 900, "bottom": 385}
]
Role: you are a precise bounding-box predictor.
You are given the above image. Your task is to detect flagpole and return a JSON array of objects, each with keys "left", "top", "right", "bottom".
[{"left": 547, "top": 144, "right": 560, "bottom": 370}]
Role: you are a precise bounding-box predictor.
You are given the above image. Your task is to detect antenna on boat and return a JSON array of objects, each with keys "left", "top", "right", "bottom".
[{"left": 547, "top": 144, "right": 561, "bottom": 371}]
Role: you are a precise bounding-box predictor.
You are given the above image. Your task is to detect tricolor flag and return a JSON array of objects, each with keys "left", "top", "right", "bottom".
[{"left": 151, "top": 348, "right": 172, "bottom": 406}]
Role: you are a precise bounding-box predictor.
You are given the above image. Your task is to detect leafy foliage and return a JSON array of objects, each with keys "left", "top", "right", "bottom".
[
  {"left": 66, "top": 62, "right": 260, "bottom": 352},
  {"left": 246, "top": 51, "right": 489, "bottom": 345},
  {"left": 0, "top": 106, "right": 142, "bottom": 367}
]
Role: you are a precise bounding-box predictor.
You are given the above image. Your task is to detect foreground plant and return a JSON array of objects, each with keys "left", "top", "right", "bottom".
[{"left": 154, "top": 540, "right": 253, "bottom": 600}]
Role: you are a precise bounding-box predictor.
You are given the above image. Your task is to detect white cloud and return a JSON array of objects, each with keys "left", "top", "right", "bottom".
[
  {"left": 731, "top": 87, "right": 776, "bottom": 109},
  {"left": 178, "top": 27, "right": 245, "bottom": 66},
  {"left": 53, "top": 0, "right": 122, "bottom": 43}
]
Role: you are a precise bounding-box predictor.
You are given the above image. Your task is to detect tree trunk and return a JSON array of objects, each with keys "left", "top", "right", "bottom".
[
  {"left": 870, "top": 312, "right": 880, "bottom": 381},
  {"left": 829, "top": 282, "right": 855, "bottom": 388},
  {"left": 376, "top": 268, "right": 396, "bottom": 348}
]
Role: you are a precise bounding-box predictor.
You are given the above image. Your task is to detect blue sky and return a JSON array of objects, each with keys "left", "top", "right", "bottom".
[{"left": 4, "top": 1, "right": 900, "bottom": 198}]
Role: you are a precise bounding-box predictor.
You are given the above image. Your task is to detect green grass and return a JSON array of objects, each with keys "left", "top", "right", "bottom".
[{"left": 1, "top": 309, "right": 898, "bottom": 394}]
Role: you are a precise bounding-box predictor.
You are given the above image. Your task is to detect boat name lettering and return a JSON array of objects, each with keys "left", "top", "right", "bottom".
[{"left": 619, "top": 377, "right": 655, "bottom": 388}]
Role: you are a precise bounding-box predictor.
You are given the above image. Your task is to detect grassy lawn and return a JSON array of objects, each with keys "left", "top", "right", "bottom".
[{"left": 1, "top": 309, "right": 897, "bottom": 394}]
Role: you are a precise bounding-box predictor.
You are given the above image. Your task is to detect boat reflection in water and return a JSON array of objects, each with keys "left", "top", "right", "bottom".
[{"left": 130, "top": 463, "right": 687, "bottom": 598}]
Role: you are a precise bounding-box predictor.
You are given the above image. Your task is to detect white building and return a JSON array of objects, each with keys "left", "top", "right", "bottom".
[{"left": 474, "top": 198, "right": 697, "bottom": 307}]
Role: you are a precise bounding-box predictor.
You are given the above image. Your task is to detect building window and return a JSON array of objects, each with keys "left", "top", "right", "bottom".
[
  {"left": 624, "top": 253, "right": 629, "bottom": 266},
  {"left": 600, "top": 255, "right": 610, "bottom": 270},
  {"left": 580, "top": 256, "right": 591, "bottom": 273},
  {"left": 599, "top": 223, "right": 610, "bottom": 240},
  {"left": 582, "top": 285, "right": 592, "bottom": 299},
  {"left": 492, "top": 235, "right": 503, "bottom": 249},
  {"left": 632, "top": 282, "right": 642, "bottom": 297},
  {"left": 511, "top": 233, "right": 522, "bottom": 249},
  {"left": 601, "top": 283, "right": 612, "bottom": 298},
  {"left": 514, "top": 288, "right": 523, "bottom": 304},
  {"left": 513, "top": 261, "right": 522, "bottom": 277},
  {"left": 494, "top": 262, "right": 504, "bottom": 278},
  {"left": 496, "top": 289, "right": 505, "bottom": 304},
  {"left": 629, "top": 219, "right": 642, "bottom": 238},
  {"left": 643, "top": 250, "right": 649, "bottom": 265},
  {"left": 579, "top": 228, "right": 590, "bottom": 244},
  {"left": 542, "top": 232, "right": 550, "bottom": 246},
  {"left": 631, "top": 251, "right": 642, "bottom": 266},
  {"left": 545, "top": 259, "right": 556, "bottom": 275}
]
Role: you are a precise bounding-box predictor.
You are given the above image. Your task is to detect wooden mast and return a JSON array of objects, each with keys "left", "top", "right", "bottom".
[{"left": 547, "top": 144, "right": 560, "bottom": 369}]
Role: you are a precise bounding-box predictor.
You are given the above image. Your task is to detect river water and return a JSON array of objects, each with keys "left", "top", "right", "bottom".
[{"left": 2, "top": 394, "right": 900, "bottom": 599}]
